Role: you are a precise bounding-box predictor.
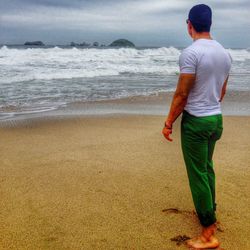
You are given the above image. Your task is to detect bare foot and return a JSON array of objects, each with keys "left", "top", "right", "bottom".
[{"left": 186, "top": 235, "right": 220, "bottom": 249}]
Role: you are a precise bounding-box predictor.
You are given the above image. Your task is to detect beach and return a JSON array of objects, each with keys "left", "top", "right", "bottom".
[
  {"left": 1, "top": 45, "right": 250, "bottom": 249},
  {"left": 1, "top": 0, "right": 249, "bottom": 248},
  {"left": 1, "top": 104, "right": 250, "bottom": 249}
]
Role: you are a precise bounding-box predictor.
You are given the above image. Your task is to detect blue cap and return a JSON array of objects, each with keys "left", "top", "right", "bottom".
[{"left": 188, "top": 4, "right": 212, "bottom": 32}]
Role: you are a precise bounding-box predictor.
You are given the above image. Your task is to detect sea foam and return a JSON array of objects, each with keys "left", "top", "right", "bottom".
[
  {"left": 0, "top": 46, "right": 181, "bottom": 83},
  {"left": 0, "top": 46, "right": 249, "bottom": 118}
]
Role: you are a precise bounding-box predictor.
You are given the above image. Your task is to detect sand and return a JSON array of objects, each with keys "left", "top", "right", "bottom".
[{"left": 0, "top": 114, "right": 250, "bottom": 249}]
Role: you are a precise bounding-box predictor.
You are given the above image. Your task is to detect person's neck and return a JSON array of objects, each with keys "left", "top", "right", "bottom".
[{"left": 193, "top": 32, "right": 212, "bottom": 41}]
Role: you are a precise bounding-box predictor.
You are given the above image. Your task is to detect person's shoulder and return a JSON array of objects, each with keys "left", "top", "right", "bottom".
[
  {"left": 180, "top": 44, "right": 199, "bottom": 62},
  {"left": 179, "top": 44, "right": 199, "bottom": 73},
  {"left": 212, "top": 40, "right": 229, "bottom": 53},
  {"left": 212, "top": 39, "right": 224, "bottom": 47},
  {"left": 182, "top": 43, "right": 197, "bottom": 52},
  {"left": 212, "top": 40, "right": 226, "bottom": 50},
  {"left": 213, "top": 40, "right": 233, "bottom": 62},
  {"left": 181, "top": 42, "right": 202, "bottom": 56}
]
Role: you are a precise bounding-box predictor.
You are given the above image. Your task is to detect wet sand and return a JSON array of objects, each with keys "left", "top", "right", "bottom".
[
  {"left": 1, "top": 90, "right": 250, "bottom": 123},
  {"left": 0, "top": 114, "right": 250, "bottom": 249}
]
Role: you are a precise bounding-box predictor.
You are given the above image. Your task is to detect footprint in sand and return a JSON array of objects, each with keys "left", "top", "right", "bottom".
[
  {"left": 162, "top": 208, "right": 224, "bottom": 232},
  {"left": 162, "top": 207, "right": 196, "bottom": 215},
  {"left": 171, "top": 234, "right": 225, "bottom": 249},
  {"left": 170, "top": 235, "right": 191, "bottom": 246},
  {"left": 163, "top": 208, "right": 225, "bottom": 248}
]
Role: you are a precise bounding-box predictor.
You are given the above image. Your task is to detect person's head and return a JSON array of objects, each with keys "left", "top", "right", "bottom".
[{"left": 186, "top": 4, "right": 212, "bottom": 38}]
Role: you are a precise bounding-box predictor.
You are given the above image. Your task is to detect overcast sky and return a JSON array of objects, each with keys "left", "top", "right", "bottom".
[{"left": 0, "top": 0, "right": 249, "bottom": 48}]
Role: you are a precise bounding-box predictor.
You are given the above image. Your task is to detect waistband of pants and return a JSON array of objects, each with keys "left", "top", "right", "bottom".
[{"left": 182, "top": 110, "right": 222, "bottom": 119}]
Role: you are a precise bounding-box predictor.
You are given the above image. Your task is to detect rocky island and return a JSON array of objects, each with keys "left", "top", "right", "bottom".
[
  {"left": 69, "top": 39, "right": 135, "bottom": 48},
  {"left": 109, "top": 39, "right": 135, "bottom": 47},
  {"left": 24, "top": 41, "right": 45, "bottom": 46}
]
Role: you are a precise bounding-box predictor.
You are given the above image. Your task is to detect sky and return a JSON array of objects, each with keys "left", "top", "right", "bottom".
[{"left": 0, "top": 0, "right": 249, "bottom": 48}]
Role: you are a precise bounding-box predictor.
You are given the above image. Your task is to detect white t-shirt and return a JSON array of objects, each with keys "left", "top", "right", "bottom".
[{"left": 179, "top": 38, "right": 232, "bottom": 117}]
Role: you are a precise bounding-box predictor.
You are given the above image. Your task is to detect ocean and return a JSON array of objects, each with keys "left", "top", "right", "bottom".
[{"left": 0, "top": 45, "right": 250, "bottom": 121}]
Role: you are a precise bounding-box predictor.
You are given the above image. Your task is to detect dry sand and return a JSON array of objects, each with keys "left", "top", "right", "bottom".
[{"left": 0, "top": 114, "right": 250, "bottom": 249}]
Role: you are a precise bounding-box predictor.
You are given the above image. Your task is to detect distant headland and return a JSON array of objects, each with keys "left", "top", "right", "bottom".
[
  {"left": 22, "top": 39, "right": 135, "bottom": 48},
  {"left": 69, "top": 39, "right": 135, "bottom": 48}
]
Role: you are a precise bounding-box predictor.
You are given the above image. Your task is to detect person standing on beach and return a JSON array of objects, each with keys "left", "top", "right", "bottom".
[{"left": 162, "top": 4, "right": 232, "bottom": 249}]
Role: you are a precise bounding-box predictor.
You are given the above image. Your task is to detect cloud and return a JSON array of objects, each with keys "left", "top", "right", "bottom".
[
  {"left": 0, "top": 0, "right": 249, "bottom": 47},
  {"left": 1, "top": 1, "right": 186, "bottom": 31}
]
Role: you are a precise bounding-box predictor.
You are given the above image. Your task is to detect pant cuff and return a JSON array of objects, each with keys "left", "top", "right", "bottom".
[{"left": 197, "top": 211, "right": 216, "bottom": 227}]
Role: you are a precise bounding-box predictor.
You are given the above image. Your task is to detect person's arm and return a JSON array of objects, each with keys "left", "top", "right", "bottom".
[
  {"left": 219, "top": 75, "right": 229, "bottom": 102},
  {"left": 162, "top": 73, "right": 196, "bottom": 142}
]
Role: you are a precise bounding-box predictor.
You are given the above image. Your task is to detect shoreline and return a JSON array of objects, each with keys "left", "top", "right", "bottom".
[
  {"left": 0, "top": 112, "right": 248, "bottom": 130},
  {"left": 0, "top": 90, "right": 250, "bottom": 127}
]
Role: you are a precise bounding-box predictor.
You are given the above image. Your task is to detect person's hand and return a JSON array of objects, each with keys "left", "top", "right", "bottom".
[{"left": 162, "top": 122, "right": 173, "bottom": 142}]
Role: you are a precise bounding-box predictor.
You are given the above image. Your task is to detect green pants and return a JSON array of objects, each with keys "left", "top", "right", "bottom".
[{"left": 181, "top": 110, "right": 223, "bottom": 227}]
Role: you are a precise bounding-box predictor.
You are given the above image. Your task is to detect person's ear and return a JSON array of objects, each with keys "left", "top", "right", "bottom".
[{"left": 187, "top": 22, "right": 193, "bottom": 37}]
